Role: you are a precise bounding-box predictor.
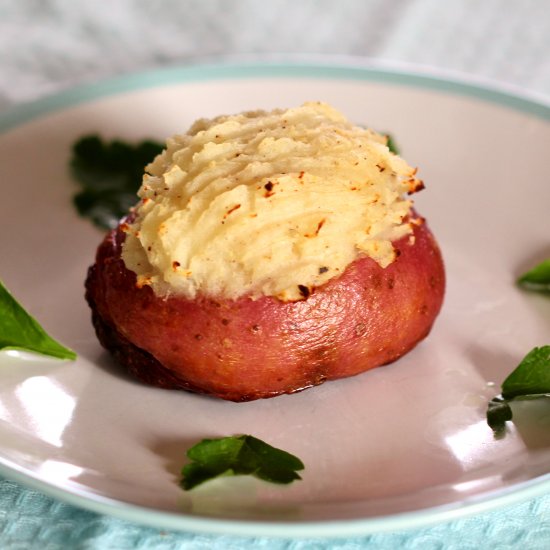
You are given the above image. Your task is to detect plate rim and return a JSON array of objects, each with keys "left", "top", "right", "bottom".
[
  {"left": 1, "top": 57, "right": 550, "bottom": 538},
  {"left": 3, "top": 453, "right": 550, "bottom": 538},
  {"left": 0, "top": 56, "right": 549, "bottom": 135}
]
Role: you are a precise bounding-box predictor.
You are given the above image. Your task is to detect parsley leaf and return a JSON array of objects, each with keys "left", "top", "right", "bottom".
[
  {"left": 385, "top": 133, "right": 400, "bottom": 155},
  {"left": 486, "top": 346, "right": 550, "bottom": 435},
  {"left": 0, "top": 279, "right": 76, "bottom": 360},
  {"left": 501, "top": 346, "right": 550, "bottom": 399},
  {"left": 517, "top": 259, "right": 550, "bottom": 294},
  {"left": 70, "top": 135, "right": 164, "bottom": 229},
  {"left": 180, "top": 435, "right": 305, "bottom": 490},
  {"left": 486, "top": 397, "right": 513, "bottom": 434}
]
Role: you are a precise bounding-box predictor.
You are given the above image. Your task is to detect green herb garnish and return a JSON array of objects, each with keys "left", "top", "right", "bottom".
[
  {"left": 385, "top": 133, "right": 400, "bottom": 155},
  {"left": 180, "top": 435, "right": 305, "bottom": 490},
  {"left": 487, "top": 346, "right": 550, "bottom": 434},
  {"left": 70, "top": 135, "right": 164, "bottom": 230},
  {"left": 486, "top": 396, "right": 513, "bottom": 433},
  {"left": 517, "top": 259, "right": 550, "bottom": 294},
  {"left": 0, "top": 279, "right": 76, "bottom": 360}
]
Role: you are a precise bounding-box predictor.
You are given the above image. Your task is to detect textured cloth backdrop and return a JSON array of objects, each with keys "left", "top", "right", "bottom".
[
  {"left": 1, "top": 0, "right": 549, "bottom": 107},
  {"left": 1, "top": 0, "right": 550, "bottom": 549}
]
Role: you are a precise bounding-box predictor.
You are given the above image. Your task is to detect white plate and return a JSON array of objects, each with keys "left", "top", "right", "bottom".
[{"left": 1, "top": 61, "right": 550, "bottom": 538}]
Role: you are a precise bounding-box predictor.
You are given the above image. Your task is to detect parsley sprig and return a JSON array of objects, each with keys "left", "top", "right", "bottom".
[
  {"left": 487, "top": 346, "right": 550, "bottom": 435},
  {"left": 70, "top": 135, "right": 163, "bottom": 230},
  {"left": 517, "top": 259, "right": 550, "bottom": 294},
  {"left": 181, "top": 435, "right": 304, "bottom": 490},
  {"left": 0, "top": 279, "right": 76, "bottom": 360},
  {"left": 385, "top": 133, "right": 400, "bottom": 155},
  {"left": 488, "top": 260, "right": 550, "bottom": 432}
]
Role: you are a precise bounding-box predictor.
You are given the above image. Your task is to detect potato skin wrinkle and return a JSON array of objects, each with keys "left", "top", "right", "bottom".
[{"left": 85, "top": 216, "right": 445, "bottom": 402}]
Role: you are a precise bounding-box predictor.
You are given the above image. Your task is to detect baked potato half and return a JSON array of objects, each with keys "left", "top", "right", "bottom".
[{"left": 85, "top": 214, "right": 444, "bottom": 401}]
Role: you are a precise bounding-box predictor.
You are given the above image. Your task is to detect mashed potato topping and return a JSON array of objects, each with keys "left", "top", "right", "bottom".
[{"left": 121, "top": 102, "right": 423, "bottom": 301}]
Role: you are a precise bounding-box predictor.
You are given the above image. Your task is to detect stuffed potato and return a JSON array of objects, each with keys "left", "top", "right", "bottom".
[{"left": 85, "top": 102, "right": 445, "bottom": 401}]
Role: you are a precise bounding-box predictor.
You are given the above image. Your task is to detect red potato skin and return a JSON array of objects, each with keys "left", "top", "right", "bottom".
[{"left": 85, "top": 219, "right": 445, "bottom": 402}]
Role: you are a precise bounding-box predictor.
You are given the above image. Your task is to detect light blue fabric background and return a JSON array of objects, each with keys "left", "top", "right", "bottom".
[{"left": 1, "top": 0, "right": 549, "bottom": 548}]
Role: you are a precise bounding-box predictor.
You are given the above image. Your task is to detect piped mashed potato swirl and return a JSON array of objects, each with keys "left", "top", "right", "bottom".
[{"left": 122, "top": 102, "right": 423, "bottom": 301}]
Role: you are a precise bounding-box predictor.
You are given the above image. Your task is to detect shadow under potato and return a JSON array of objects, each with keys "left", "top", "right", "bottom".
[{"left": 91, "top": 349, "right": 145, "bottom": 386}]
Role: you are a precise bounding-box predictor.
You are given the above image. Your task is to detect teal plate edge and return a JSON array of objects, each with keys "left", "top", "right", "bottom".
[
  {"left": 3, "top": 456, "right": 550, "bottom": 539},
  {"left": 0, "top": 58, "right": 549, "bottom": 134},
  {"left": 1, "top": 58, "right": 550, "bottom": 538}
]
